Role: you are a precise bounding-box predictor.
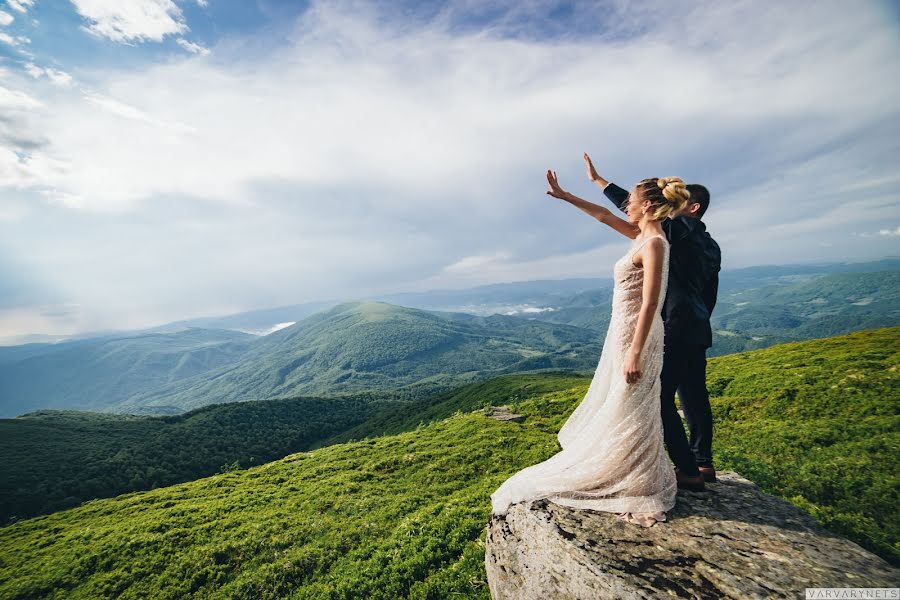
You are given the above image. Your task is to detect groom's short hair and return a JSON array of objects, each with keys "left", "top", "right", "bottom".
[{"left": 687, "top": 184, "right": 710, "bottom": 219}]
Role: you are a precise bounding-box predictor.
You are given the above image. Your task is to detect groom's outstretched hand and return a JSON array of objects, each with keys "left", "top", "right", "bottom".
[{"left": 583, "top": 152, "right": 609, "bottom": 187}]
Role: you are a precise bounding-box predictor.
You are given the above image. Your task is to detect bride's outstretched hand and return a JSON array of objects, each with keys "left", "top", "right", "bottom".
[
  {"left": 546, "top": 170, "right": 568, "bottom": 200},
  {"left": 583, "top": 152, "right": 601, "bottom": 183}
]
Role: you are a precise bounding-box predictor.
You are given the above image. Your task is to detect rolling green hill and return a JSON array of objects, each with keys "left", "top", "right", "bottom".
[
  {"left": 0, "top": 327, "right": 896, "bottom": 599},
  {"left": 113, "top": 301, "right": 601, "bottom": 414}
]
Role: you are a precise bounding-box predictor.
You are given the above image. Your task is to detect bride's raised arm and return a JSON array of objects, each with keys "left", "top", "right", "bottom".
[{"left": 546, "top": 170, "right": 640, "bottom": 239}]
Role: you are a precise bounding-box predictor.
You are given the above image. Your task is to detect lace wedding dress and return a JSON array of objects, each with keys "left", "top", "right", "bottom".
[{"left": 490, "top": 233, "right": 677, "bottom": 526}]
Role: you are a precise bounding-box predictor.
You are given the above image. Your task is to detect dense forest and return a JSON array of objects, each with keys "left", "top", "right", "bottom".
[{"left": 0, "top": 394, "right": 401, "bottom": 524}]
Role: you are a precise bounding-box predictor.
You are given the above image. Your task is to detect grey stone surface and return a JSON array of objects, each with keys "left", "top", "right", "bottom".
[
  {"left": 485, "top": 471, "right": 899, "bottom": 599},
  {"left": 487, "top": 405, "right": 525, "bottom": 423}
]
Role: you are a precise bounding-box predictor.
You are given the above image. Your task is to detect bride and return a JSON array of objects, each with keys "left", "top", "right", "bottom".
[{"left": 489, "top": 165, "right": 691, "bottom": 527}]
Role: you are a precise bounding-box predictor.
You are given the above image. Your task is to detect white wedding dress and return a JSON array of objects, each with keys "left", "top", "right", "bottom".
[{"left": 490, "top": 233, "right": 677, "bottom": 526}]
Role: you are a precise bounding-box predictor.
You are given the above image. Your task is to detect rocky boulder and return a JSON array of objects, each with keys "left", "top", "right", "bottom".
[{"left": 485, "top": 471, "right": 898, "bottom": 599}]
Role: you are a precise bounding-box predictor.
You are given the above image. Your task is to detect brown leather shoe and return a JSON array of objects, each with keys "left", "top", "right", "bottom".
[
  {"left": 674, "top": 467, "right": 706, "bottom": 491},
  {"left": 699, "top": 465, "right": 717, "bottom": 483}
]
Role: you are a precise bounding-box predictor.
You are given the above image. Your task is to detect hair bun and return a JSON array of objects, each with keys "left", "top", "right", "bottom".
[
  {"left": 637, "top": 176, "right": 690, "bottom": 222},
  {"left": 660, "top": 177, "right": 689, "bottom": 207}
]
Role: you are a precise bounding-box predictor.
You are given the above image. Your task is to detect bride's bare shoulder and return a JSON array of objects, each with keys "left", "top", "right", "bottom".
[{"left": 633, "top": 236, "right": 666, "bottom": 267}]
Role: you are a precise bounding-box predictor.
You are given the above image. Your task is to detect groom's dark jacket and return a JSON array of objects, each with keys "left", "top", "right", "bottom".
[{"left": 604, "top": 182, "right": 721, "bottom": 349}]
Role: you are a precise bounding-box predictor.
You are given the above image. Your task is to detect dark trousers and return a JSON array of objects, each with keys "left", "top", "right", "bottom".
[{"left": 659, "top": 342, "right": 714, "bottom": 474}]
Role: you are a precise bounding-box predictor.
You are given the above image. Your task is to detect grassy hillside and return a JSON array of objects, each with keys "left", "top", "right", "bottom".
[
  {"left": 0, "top": 374, "right": 588, "bottom": 527},
  {"left": 0, "top": 394, "right": 402, "bottom": 525},
  {"left": 0, "top": 327, "right": 895, "bottom": 598},
  {"left": 0, "top": 401, "right": 555, "bottom": 599},
  {"left": 700, "top": 326, "right": 899, "bottom": 564}
]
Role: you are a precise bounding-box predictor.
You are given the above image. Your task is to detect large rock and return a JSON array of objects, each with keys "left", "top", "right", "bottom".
[{"left": 485, "top": 471, "right": 898, "bottom": 599}]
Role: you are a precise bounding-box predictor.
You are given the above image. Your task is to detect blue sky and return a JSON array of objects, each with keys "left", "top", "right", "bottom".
[{"left": 0, "top": 0, "right": 899, "bottom": 344}]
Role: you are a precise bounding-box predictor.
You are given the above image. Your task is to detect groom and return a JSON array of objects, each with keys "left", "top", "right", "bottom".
[{"left": 587, "top": 157, "right": 721, "bottom": 491}]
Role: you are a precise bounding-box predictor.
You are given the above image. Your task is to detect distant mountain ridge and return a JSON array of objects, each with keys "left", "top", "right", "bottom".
[
  {"left": 0, "top": 328, "right": 256, "bottom": 417},
  {"left": 536, "top": 269, "right": 900, "bottom": 353},
  {"left": 8, "top": 258, "right": 896, "bottom": 346},
  {"left": 0, "top": 301, "right": 601, "bottom": 417},
  {"left": 1, "top": 258, "right": 897, "bottom": 417},
  {"left": 114, "top": 301, "right": 601, "bottom": 414}
]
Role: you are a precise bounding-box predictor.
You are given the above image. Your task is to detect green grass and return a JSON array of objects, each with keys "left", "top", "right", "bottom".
[
  {"left": 0, "top": 404, "right": 561, "bottom": 599},
  {"left": 0, "top": 327, "right": 896, "bottom": 598},
  {"left": 700, "top": 326, "right": 899, "bottom": 564}
]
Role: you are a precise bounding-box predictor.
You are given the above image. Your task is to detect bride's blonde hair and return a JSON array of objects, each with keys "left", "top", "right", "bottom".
[{"left": 635, "top": 177, "right": 690, "bottom": 221}]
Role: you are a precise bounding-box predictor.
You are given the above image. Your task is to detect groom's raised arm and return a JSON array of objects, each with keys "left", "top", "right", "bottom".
[{"left": 602, "top": 182, "right": 631, "bottom": 214}]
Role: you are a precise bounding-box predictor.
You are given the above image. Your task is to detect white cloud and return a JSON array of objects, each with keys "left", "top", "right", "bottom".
[
  {"left": 0, "top": 10, "right": 14, "bottom": 25},
  {"left": 82, "top": 91, "right": 196, "bottom": 133},
  {"left": 70, "top": 0, "right": 188, "bottom": 43},
  {"left": 45, "top": 69, "right": 74, "bottom": 87},
  {"left": 419, "top": 243, "right": 624, "bottom": 288},
  {"left": 444, "top": 252, "right": 514, "bottom": 274},
  {"left": 24, "top": 63, "right": 75, "bottom": 87},
  {"left": 176, "top": 37, "right": 210, "bottom": 55},
  {"left": 0, "top": 146, "right": 73, "bottom": 192},
  {"left": 5, "top": 0, "right": 34, "bottom": 14},
  {"left": 0, "top": 31, "right": 29, "bottom": 46},
  {"left": 0, "top": 84, "right": 42, "bottom": 110},
  {"left": 250, "top": 321, "right": 296, "bottom": 336},
  {"left": 856, "top": 226, "right": 900, "bottom": 238}
]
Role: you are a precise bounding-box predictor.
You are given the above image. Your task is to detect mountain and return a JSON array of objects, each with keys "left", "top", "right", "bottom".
[
  {"left": 2, "top": 259, "right": 897, "bottom": 417},
  {"left": 113, "top": 301, "right": 601, "bottom": 414},
  {"left": 525, "top": 269, "right": 900, "bottom": 355},
  {"left": 0, "top": 327, "right": 895, "bottom": 598},
  {"left": 0, "top": 328, "right": 257, "bottom": 418},
  {"left": 0, "top": 300, "right": 600, "bottom": 418}
]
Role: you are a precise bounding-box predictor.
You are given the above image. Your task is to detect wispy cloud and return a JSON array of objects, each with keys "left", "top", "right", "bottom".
[
  {"left": 5, "top": 0, "right": 35, "bottom": 14},
  {"left": 857, "top": 226, "right": 900, "bottom": 238},
  {"left": 70, "top": 0, "right": 189, "bottom": 43},
  {"left": 0, "top": 31, "right": 30, "bottom": 46},
  {"left": 24, "top": 63, "right": 74, "bottom": 87},
  {"left": 175, "top": 37, "right": 209, "bottom": 55},
  {"left": 82, "top": 91, "right": 196, "bottom": 132}
]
